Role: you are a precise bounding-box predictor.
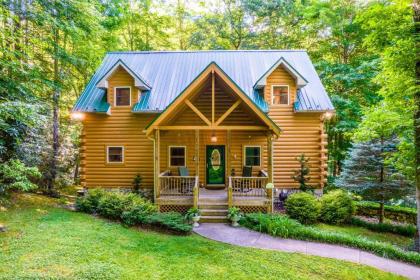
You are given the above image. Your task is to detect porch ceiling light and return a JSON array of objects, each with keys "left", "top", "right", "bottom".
[{"left": 210, "top": 132, "right": 217, "bottom": 143}]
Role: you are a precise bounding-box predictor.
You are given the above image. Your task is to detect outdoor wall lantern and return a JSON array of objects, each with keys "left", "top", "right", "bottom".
[
  {"left": 210, "top": 132, "right": 217, "bottom": 142},
  {"left": 71, "top": 112, "right": 85, "bottom": 121}
]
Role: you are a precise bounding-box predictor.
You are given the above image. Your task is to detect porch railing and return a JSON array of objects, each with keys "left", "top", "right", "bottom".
[
  {"left": 228, "top": 174, "right": 269, "bottom": 207},
  {"left": 158, "top": 171, "right": 199, "bottom": 199}
]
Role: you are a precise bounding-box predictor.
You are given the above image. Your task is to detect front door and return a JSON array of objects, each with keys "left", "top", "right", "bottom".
[{"left": 206, "top": 145, "right": 225, "bottom": 185}]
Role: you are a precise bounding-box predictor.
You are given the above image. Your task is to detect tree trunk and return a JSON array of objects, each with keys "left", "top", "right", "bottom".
[
  {"left": 47, "top": 27, "right": 60, "bottom": 194},
  {"left": 378, "top": 202, "right": 385, "bottom": 223},
  {"left": 413, "top": 0, "right": 420, "bottom": 252}
]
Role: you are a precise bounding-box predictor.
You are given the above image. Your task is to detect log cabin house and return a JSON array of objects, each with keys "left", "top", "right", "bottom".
[{"left": 72, "top": 50, "right": 334, "bottom": 222}]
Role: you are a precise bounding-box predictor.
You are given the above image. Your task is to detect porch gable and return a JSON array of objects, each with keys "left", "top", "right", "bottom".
[{"left": 145, "top": 62, "right": 281, "bottom": 136}]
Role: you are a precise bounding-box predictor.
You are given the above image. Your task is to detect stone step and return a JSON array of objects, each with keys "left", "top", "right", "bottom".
[
  {"left": 200, "top": 209, "right": 228, "bottom": 216},
  {"left": 200, "top": 215, "right": 229, "bottom": 223}
]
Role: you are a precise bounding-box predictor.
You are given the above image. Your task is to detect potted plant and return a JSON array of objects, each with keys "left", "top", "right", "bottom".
[
  {"left": 228, "top": 207, "right": 242, "bottom": 227},
  {"left": 185, "top": 207, "right": 201, "bottom": 227}
]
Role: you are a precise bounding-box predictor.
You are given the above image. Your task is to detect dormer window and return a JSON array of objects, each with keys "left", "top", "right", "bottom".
[
  {"left": 272, "top": 85, "right": 289, "bottom": 105},
  {"left": 115, "top": 87, "right": 131, "bottom": 106}
]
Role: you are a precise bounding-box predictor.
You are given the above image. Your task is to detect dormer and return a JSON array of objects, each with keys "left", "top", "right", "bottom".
[
  {"left": 96, "top": 59, "right": 151, "bottom": 91},
  {"left": 254, "top": 57, "right": 308, "bottom": 90}
]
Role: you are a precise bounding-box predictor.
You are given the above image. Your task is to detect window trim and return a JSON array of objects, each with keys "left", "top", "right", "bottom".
[
  {"left": 114, "top": 86, "right": 132, "bottom": 107},
  {"left": 106, "top": 146, "right": 124, "bottom": 164},
  {"left": 271, "top": 84, "right": 289, "bottom": 106},
  {"left": 243, "top": 145, "right": 262, "bottom": 167},
  {"left": 168, "top": 145, "right": 187, "bottom": 168}
]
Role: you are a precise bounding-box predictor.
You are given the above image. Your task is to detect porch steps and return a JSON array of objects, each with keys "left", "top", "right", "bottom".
[{"left": 199, "top": 202, "right": 229, "bottom": 223}]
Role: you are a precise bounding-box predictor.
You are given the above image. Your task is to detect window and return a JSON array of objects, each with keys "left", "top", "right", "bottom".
[
  {"left": 115, "top": 87, "right": 131, "bottom": 106},
  {"left": 107, "top": 146, "right": 124, "bottom": 163},
  {"left": 169, "top": 146, "right": 186, "bottom": 167},
  {"left": 244, "top": 146, "right": 261, "bottom": 166},
  {"left": 272, "top": 85, "right": 289, "bottom": 105}
]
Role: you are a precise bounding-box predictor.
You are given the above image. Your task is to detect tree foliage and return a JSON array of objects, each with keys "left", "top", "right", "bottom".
[{"left": 0, "top": 0, "right": 415, "bottom": 210}]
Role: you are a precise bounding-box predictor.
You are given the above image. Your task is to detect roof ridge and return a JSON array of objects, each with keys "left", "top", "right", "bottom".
[{"left": 106, "top": 49, "right": 308, "bottom": 54}]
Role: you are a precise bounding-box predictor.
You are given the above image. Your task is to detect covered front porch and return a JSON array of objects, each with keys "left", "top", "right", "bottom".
[{"left": 145, "top": 62, "right": 280, "bottom": 216}]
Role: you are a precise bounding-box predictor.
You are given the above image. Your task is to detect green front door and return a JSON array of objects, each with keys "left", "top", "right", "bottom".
[{"left": 206, "top": 145, "right": 225, "bottom": 185}]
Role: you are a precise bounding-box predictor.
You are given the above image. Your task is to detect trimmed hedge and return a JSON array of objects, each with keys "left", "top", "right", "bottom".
[
  {"left": 350, "top": 217, "right": 416, "bottom": 237},
  {"left": 76, "top": 189, "right": 192, "bottom": 234},
  {"left": 320, "top": 190, "right": 355, "bottom": 225},
  {"left": 355, "top": 201, "right": 416, "bottom": 224},
  {"left": 285, "top": 192, "right": 320, "bottom": 224},
  {"left": 241, "top": 213, "right": 420, "bottom": 265}
]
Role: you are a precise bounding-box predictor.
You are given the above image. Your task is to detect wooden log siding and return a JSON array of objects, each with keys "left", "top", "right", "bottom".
[
  {"left": 80, "top": 67, "right": 156, "bottom": 189},
  {"left": 81, "top": 64, "right": 326, "bottom": 191},
  {"left": 265, "top": 65, "right": 324, "bottom": 188}
]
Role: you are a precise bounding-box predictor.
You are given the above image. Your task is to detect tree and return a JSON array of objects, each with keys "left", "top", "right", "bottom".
[
  {"left": 292, "top": 154, "right": 313, "bottom": 192},
  {"left": 412, "top": 0, "right": 420, "bottom": 252},
  {"left": 0, "top": 159, "right": 41, "bottom": 196},
  {"left": 336, "top": 139, "right": 412, "bottom": 223}
]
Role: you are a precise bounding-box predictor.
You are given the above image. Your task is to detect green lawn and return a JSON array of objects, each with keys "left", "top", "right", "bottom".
[
  {"left": 0, "top": 194, "right": 406, "bottom": 280},
  {"left": 314, "top": 223, "right": 413, "bottom": 250}
]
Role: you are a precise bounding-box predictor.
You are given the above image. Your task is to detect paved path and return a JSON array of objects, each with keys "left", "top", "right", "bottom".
[{"left": 194, "top": 223, "right": 420, "bottom": 280}]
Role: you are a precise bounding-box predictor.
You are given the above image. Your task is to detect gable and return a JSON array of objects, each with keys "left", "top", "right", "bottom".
[
  {"left": 96, "top": 59, "right": 151, "bottom": 90},
  {"left": 254, "top": 57, "right": 307, "bottom": 89},
  {"left": 166, "top": 76, "right": 266, "bottom": 127},
  {"left": 145, "top": 62, "right": 281, "bottom": 136}
]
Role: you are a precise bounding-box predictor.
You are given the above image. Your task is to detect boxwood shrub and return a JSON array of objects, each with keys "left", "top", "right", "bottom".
[
  {"left": 76, "top": 190, "right": 192, "bottom": 234},
  {"left": 241, "top": 213, "right": 420, "bottom": 265},
  {"left": 75, "top": 189, "right": 105, "bottom": 213},
  {"left": 285, "top": 192, "right": 320, "bottom": 224},
  {"left": 320, "top": 190, "right": 355, "bottom": 224}
]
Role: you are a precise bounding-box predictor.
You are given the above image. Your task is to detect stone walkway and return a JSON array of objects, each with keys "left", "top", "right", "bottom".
[{"left": 194, "top": 223, "right": 420, "bottom": 280}]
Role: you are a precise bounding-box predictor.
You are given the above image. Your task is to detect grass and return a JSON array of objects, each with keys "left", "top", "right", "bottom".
[
  {"left": 0, "top": 194, "right": 407, "bottom": 280},
  {"left": 314, "top": 223, "right": 413, "bottom": 250}
]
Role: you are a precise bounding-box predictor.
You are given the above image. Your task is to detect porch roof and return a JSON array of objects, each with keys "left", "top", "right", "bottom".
[
  {"left": 72, "top": 50, "right": 334, "bottom": 113},
  {"left": 144, "top": 62, "right": 282, "bottom": 136}
]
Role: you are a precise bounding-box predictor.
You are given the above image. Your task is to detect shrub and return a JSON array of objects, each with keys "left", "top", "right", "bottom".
[
  {"left": 97, "top": 192, "right": 145, "bottom": 219},
  {"left": 145, "top": 212, "right": 192, "bottom": 233},
  {"left": 320, "top": 190, "right": 355, "bottom": 224},
  {"left": 75, "top": 189, "right": 106, "bottom": 213},
  {"left": 0, "top": 159, "right": 41, "bottom": 194},
  {"left": 76, "top": 190, "right": 191, "bottom": 234},
  {"left": 350, "top": 217, "right": 416, "bottom": 237},
  {"left": 241, "top": 213, "right": 420, "bottom": 265},
  {"left": 132, "top": 174, "right": 142, "bottom": 194},
  {"left": 121, "top": 201, "right": 157, "bottom": 226},
  {"left": 285, "top": 192, "right": 320, "bottom": 224}
]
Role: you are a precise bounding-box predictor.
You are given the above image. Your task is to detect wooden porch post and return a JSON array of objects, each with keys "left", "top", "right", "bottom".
[
  {"left": 226, "top": 130, "right": 231, "bottom": 180},
  {"left": 267, "top": 131, "right": 273, "bottom": 183},
  {"left": 227, "top": 130, "right": 233, "bottom": 208},
  {"left": 155, "top": 129, "right": 160, "bottom": 201},
  {"left": 267, "top": 131, "right": 274, "bottom": 213},
  {"left": 195, "top": 129, "right": 199, "bottom": 176}
]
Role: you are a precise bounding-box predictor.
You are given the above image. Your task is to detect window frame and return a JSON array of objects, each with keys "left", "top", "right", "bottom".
[
  {"left": 114, "top": 86, "right": 132, "bottom": 107},
  {"left": 168, "top": 145, "right": 187, "bottom": 168},
  {"left": 271, "top": 84, "right": 290, "bottom": 106},
  {"left": 243, "top": 145, "right": 262, "bottom": 167},
  {"left": 106, "top": 146, "right": 124, "bottom": 164}
]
